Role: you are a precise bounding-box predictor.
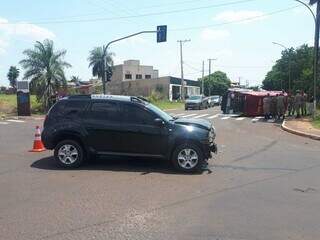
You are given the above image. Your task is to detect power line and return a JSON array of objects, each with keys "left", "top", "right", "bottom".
[
  {"left": 139, "top": 0, "right": 258, "bottom": 10},
  {"left": 171, "top": 5, "right": 301, "bottom": 31},
  {"left": 0, "top": 0, "right": 261, "bottom": 25}
]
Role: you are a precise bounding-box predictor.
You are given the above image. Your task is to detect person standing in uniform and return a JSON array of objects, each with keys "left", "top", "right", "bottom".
[
  {"left": 277, "top": 92, "right": 286, "bottom": 120},
  {"left": 270, "top": 95, "right": 277, "bottom": 119},
  {"left": 294, "top": 90, "right": 302, "bottom": 118},
  {"left": 301, "top": 90, "right": 307, "bottom": 116},
  {"left": 263, "top": 93, "right": 271, "bottom": 120},
  {"left": 287, "top": 92, "right": 294, "bottom": 116}
]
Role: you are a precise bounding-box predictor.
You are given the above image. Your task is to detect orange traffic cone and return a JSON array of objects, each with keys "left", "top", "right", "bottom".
[{"left": 29, "top": 126, "right": 46, "bottom": 152}]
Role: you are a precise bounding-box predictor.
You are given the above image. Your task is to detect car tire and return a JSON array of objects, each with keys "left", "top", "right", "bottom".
[
  {"left": 54, "top": 140, "right": 85, "bottom": 168},
  {"left": 171, "top": 143, "right": 204, "bottom": 173}
]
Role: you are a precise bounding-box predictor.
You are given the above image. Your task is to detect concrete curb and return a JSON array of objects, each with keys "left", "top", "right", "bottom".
[{"left": 281, "top": 120, "right": 320, "bottom": 141}]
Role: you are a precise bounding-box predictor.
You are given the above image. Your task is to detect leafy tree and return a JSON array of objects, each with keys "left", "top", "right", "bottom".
[
  {"left": 200, "top": 71, "right": 231, "bottom": 96},
  {"left": 263, "top": 44, "right": 315, "bottom": 95},
  {"left": 88, "top": 46, "right": 113, "bottom": 80},
  {"left": 19, "top": 39, "right": 71, "bottom": 109},
  {"left": 7, "top": 66, "right": 19, "bottom": 89}
]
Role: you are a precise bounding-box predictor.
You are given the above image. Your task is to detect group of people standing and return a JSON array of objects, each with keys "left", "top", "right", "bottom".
[
  {"left": 263, "top": 91, "right": 286, "bottom": 120},
  {"left": 263, "top": 90, "right": 313, "bottom": 121},
  {"left": 287, "top": 90, "right": 313, "bottom": 118}
]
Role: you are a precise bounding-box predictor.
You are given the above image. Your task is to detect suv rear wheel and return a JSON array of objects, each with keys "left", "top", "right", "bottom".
[
  {"left": 54, "top": 140, "right": 84, "bottom": 168},
  {"left": 172, "top": 143, "right": 204, "bottom": 173}
]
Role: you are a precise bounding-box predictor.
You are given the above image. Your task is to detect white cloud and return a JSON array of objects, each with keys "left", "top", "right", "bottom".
[
  {"left": 216, "top": 49, "right": 233, "bottom": 58},
  {"left": 214, "top": 10, "right": 266, "bottom": 23},
  {"left": 0, "top": 17, "right": 55, "bottom": 53},
  {"left": 200, "top": 29, "right": 230, "bottom": 41}
]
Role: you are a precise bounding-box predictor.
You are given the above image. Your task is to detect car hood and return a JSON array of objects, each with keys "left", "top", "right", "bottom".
[
  {"left": 174, "top": 118, "right": 212, "bottom": 131},
  {"left": 185, "top": 99, "right": 201, "bottom": 103}
]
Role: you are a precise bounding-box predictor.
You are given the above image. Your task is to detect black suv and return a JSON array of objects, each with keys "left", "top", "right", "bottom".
[{"left": 42, "top": 95, "right": 217, "bottom": 172}]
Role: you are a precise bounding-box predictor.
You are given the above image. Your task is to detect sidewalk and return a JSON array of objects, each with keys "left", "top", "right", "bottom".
[
  {"left": 1, "top": 114, "right": 45, "bottom": 121},
  {"left": 282, "top": 117, "right": 320, "bottom": 140}
]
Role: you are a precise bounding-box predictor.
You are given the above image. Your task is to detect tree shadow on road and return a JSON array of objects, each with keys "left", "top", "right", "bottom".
[{"left": 30, "top": 156, "right": 210, "bottom": 175}]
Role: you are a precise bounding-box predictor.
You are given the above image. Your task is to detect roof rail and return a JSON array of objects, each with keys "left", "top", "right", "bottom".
[
  {"left": 130, "top": 96, "right": 149, "bottom": 104},
  {"left": 91, "top": 94, "right": 131, "bottom": 101},
  {"left": 67, "top": 95, "right": 91, "bottom": 99}
]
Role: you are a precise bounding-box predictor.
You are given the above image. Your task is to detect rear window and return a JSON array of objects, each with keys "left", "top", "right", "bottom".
[
  {"left": 49, "top": 101, "right": 65, "bottom": 117},
  {"left": 64, "top": 101, "right": 86, "bottom": 115},
  {"left": 49, "top": 100, "right": 86, "bottom": 117}
]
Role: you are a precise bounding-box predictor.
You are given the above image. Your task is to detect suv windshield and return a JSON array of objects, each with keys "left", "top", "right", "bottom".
[
  {"left": 189, "top": 96, "right": 201, "bottom": 100},
  {"left": 145, "top": 102, "right": 173, "bottom": 122}
]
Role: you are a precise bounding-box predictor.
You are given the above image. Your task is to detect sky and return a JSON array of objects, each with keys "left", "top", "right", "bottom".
[{"left": 0, "top": 0, "right": 316, "bottom": 87}]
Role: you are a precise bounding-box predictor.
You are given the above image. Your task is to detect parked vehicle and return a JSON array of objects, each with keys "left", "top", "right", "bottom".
[
  {"left": 42, "top": 95, "right": 217, "bottom": 172},
  {"left": 185, "top": 95, "right": 208, "bottom": 110},
  {"left": 208, "top": 95, "right": 221, "bottom": 107}
]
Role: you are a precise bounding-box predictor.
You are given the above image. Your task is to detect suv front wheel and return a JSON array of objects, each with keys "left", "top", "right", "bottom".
[
  {"left": 172, "top": 143, "right": 204, "bottom": 173},
  {"left": 54, "top": 140, "right": 84, "bottom": 168}
]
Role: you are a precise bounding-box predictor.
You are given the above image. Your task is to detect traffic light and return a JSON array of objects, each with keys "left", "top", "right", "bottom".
[{"left": 157, "top": 25, "right": 167, "bottom": 43}]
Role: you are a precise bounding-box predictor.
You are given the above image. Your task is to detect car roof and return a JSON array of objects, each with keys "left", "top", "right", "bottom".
[{"left": 62, "top": 94, "right": 148, "bottom": 104}]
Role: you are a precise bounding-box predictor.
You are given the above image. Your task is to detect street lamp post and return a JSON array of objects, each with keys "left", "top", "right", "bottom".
[
  {"left": 272, "top": 42, "right": 291, "bottom": 91},
  {"left": 294, "top": 0, "right": 318, "bottom": 117}
]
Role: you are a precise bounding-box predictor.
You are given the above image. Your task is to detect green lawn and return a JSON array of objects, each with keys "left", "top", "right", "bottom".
[
  {"left": 150, "top": 100, "right": 184, "bottom": 110},
  {"left": 0, "top": 94, "right": 42, "bottom": 115}
]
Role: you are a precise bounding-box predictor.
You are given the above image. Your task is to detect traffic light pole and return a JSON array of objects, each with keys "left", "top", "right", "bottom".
[{"left": 102, "top": 31, "right": 158, "bottom": 94}]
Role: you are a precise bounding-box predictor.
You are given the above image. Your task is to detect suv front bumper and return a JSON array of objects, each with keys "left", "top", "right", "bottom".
[{"left": 203, "top": 142, "right": 217, "bottom": 159}]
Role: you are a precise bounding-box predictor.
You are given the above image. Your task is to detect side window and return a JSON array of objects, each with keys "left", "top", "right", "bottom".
[
  {"left": 90, "top": 101, "right": 120, "bottom": 122},
  {"left": 122, "top": 104, "right": 155, "bottom": 125}
]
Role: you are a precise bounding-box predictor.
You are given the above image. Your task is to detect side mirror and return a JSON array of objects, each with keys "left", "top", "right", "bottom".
[{"left": 154, "top": 118, "right": 165, "bottom": 127}]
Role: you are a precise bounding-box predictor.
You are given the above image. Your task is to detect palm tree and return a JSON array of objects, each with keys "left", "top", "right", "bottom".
[
  {"left": 7, "top": 66, "right": 20, "bottom": 90},
  {"left": 70, "top": 75, "right": 81, "bottom": 86},
  {"left": 20, "top": 39, "right": 71, "bottom": 108},
  {"left": 88, "top": 46, "right": 114, "bottom": 82}
]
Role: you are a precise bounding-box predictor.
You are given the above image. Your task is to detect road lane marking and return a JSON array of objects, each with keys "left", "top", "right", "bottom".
[
  {"left": 193, "top": 114, "right": 209, "bottom": 119},
  {"left": 173, "top": 113, "right": 185, "bottom": 117},
  {"left": 236, "top": 117, "right": 245, "bottom": 121},
  {"left": 0, "top": 122, "right": 9, "bottom": 125},
  {"left": 207, "top": 114, "right": 220, "bottom": 119},
  {"left": 221, "top": 117, "right": 230, "bottom": 120},
  {"left": 7, "top": 119, "right": 25, "bottom": 123},
  {"left": 182, "top": 114, "right": 198, "bottom": 118}
]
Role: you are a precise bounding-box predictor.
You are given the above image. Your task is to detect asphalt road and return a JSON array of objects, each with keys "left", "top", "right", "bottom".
[{"left": 1, "top": 107, "right": 320, "bottom": 240}]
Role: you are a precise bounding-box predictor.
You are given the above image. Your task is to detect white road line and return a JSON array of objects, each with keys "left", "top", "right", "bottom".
[
  {"left": 7, "top": 119, "right": 25, "bottom": 123},
  {"left": 173, "top": 113, "right": 185, "bottom": 117},
  {"left": 255, "top": 116, "right": 265, "bottom": 119},
  {"left": 193, "top": 114, "right": 209, "bottom": 119},
  {"left": 221, "top": 117, "right": 230, "bottom": 120},
  {"left": 236, "top": 117, "right": 246, "bottom": 121},
  {"left": 0, "top": 122, "right": 9, "bottom": 125},
  {"left": 182, "top": 114, "right": 198, "bottom": 118},
  {"left": 207, "top": 114, "right": 220, "bottom": 119}
]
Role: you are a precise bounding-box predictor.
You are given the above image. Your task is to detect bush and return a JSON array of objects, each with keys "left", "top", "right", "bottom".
[{"left": 147, "top": 90, "right": 166, "bottom": 103}]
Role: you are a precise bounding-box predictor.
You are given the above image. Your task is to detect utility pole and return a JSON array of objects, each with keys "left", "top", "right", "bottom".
[
  {"left": 202, "top": 60, "right": 205, "bottom": 95},
  {"left": 208, "top": 58, "right": 217, "bottom": 96},
  {"left": 177, "top": 39, "right": 191, "bottom": 100},
  {"left": 314, "top": 2, "right": 320, "bottom": 117}
]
